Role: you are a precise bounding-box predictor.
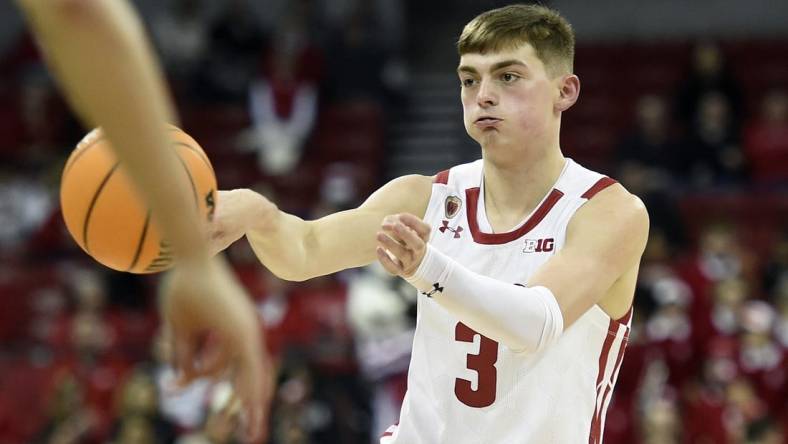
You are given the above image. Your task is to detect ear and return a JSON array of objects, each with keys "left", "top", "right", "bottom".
[{"left": 555, "top": 74, "right": 580, "bottom": 112}]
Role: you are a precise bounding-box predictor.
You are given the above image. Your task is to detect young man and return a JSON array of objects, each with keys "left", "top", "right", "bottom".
[
  {"left": 212, "top": 4, "right": 649, "bottom": 443},
  {"left": 14, "top": 0, "right": 270, "bottom": 440}
]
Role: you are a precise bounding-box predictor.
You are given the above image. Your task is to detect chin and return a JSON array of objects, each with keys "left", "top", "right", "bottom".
[{"left": 475, "top": 130, "right": 509, "bottom": 148}]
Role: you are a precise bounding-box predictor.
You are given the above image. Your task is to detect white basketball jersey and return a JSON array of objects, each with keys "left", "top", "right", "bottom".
[{"left": 381, "top": 159, "right": 632, "bottom": 444}]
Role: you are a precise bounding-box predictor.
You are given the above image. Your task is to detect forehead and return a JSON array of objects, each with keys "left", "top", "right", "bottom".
[{"left": 458, "top": 42, "right": 543, "bottom": 72}]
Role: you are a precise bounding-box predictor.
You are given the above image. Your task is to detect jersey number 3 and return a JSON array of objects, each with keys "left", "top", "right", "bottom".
[{"left": 454, "top": 322, "right": 498, "bottom": 408}]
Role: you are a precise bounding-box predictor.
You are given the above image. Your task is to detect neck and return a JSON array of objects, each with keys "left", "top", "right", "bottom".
[{"left": 481, "top": 138, "right": 566, "bottom": 230}]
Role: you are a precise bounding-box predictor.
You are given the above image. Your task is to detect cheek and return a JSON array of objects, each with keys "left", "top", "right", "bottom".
[
  {"left": 510, "top": 86, "right": 552, "bottom": 127},
  {"left": 461, "top": 94, "right": 475, "bottom": 128}
]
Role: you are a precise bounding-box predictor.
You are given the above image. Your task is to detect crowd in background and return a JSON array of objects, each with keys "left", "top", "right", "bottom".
[{"left": 0, "top": 0, "right": 786, "bottom": 443}]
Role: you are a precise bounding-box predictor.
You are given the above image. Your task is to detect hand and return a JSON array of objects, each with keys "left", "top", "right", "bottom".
[
  {"left": 208, "top": 189, "right": 277, "bottom": 257},
  {"left": 160, "top": 257, "right": 274, "bottom": 442},
  {"left": 375, "top": 213, "right": 431, "bottom": 278}
]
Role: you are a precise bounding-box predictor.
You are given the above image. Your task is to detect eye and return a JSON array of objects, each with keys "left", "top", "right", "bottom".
[
  {"left": 461, "top": 78, "right": 477, "bottom": 88},
  {"left": 501, "top": 73, "right": 520, "bottom": 83}
]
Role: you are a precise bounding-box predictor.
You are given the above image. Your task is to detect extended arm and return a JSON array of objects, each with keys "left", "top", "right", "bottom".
[
  {"left": 15, "top": 1, "right": 269, "bottom": 438},
  {"left": 16, "top": 0, "right": 202, "bottom": 259},
  {"left": 211, "top": 174, "right": 434, "bottom": 281}
]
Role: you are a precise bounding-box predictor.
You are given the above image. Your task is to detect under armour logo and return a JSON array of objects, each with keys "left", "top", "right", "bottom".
[
  {"left": 421, "top": 282, "right": 444, "bottom": 297},
  {"left": 438, "top": 220, "right": 463, "bottom": 239}
]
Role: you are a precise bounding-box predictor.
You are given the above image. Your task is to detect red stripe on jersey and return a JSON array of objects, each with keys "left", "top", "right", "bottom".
[
  {"left": 611, "top": 306, "right": 633, "bottom": 328},
  {"left": 581, "top": 177, "right": 617, "bottom": 200},
  {"left": 381, "top": 422, "right": 399, "bottom": 438},
  {"left": 596, "top": 329, "right": 629, "bottom": 441},
  {"left": 434, "top": 170, "right": 450, "bottom": 184},
  {"left": 589, "top": 320, "right": 617, "bottom": 444},
  {"left": 465, "top": 187, "right": 564, "bottom": 245}
]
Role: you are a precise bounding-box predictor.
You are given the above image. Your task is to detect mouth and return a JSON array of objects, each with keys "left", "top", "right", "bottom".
[{"left": 474, "top": 116, "right": 502, "bottom": 128}]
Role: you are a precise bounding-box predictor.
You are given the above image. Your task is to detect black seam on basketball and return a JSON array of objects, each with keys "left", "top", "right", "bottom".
[
  {"left": 175, "top": 153, "right": 199, "bottom": 208},
  {"left": 83, "top": 162, "right": 120, "bottom": 253},
  {"left": 128, "top": 210, "right": 151, "bottom": 272},
  {"left": 63, "top": 136, "right": 106, "bottom": 178},
  {"left": 173, "top": 141, "right": 212, "bottom": 171}
]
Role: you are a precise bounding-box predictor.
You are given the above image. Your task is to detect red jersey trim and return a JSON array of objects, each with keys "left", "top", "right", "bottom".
[
  {"left": 589, "top": 321, "right": 630, "bottom": 444},
  {"left": 465, "top": 187, "right": 564, "bottom": 245},
  {"left": 581, "top": 177, "right": 617, "bottom": 200},
  {"left": 611, "top": 306, "right": 633, "bottom": 328},
  {"left": 434, "top": 169, "right": 450, "bottom": 185}
]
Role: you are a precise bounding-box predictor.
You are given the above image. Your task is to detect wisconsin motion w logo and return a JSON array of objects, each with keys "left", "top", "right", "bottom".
[{"left": 523, "top": 238, "right": 554, "bottom": 253}]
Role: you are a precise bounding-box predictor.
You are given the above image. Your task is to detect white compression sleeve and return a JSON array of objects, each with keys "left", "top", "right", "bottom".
[{"left": 406, "top": 244, "right": 564, "bottom": 353}]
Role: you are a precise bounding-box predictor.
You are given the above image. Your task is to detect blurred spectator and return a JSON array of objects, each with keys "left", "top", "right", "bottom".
[
  {"left": 746, "top": 417, "right": 786, "bottom": 444},
  {"left": 175, "top": 382, "right": 242, "bottom": 444},
  {"left": 31, "top": 373, "right": 99, "bottom": 444},
  {"left": 774, "top": 282, "right": 788, "bottom": 348},
  {"left": 743, "top": 89, "right": 788, "bottom": 185},
  {"left": 151, "top": 0, "right": 208, "bottom": 96},
  {"left": 109, "top": 415, "right": 159, "bottom": 444},
  {"left": 324, "top": 4, "right": 390, "bottom": 104},
  {"left": 0, "top": 167, "right": 53, "bottom": 253},
  {"left": 684, "top": 92, "right": 746, "bottom": 187},
  {"left": 639, "top": 395, "right": 683, "bottom": 444},
  {"left": 680, "top": 221, "right": 750, "bottom": 305},
  {"left": 763, "top": 231, "right": 788, "bottom": 300},
  {"left": 643, "top": 267, "right": 696, "bottom": 388},
  {"left": 242, "top": 17, "right": 321, "bottom": 177},
  {"left": 151, "top": 330, "right": 214, "bottom": 432},
  {"left": 195, "top": 0, "right": 266, "bottom": 102},
  {"left": 0, "top": 31, "right": 43, "bottom": 88},
  {"left": 347, "top": 263, "right": 414, "bottom": 439},
  {"left": 108, "top": 368, "right": 177, "bottom": 444},
  {"left": 736, "top": 301, "right": 786, "bottom": 413},
  {"left": 269, "top": 361, "right": 328, "bottom": 443},
  {"left": 616, "top": 95, "right": 682, "bottom": 193},
  {"left": 710, "top": 278, "right": 750, "bottom": 339},
  {"left": 676, "top": 40, "right": 743, "bottom": 132},
  {"left": 683, "top": 337, "right": 740, "bottom": 444}
]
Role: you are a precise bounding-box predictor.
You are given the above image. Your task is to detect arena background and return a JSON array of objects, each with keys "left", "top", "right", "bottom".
[{"left": 0, "top": 0, "right": 787, "bottom": 442}]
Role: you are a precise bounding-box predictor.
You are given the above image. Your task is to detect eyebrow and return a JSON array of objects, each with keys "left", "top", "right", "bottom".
[{"left": 457, "top": 59, "right": 529, "bottom": 75}]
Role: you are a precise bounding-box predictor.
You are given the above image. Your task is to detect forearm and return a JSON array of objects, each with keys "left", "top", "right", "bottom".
[
  {"left": 239, "top": 199, "right": 380, "bottom": 281},
  {"left": 18, "top": 0, "right": 207, "bottom": 262},
  {"left": 246, "top": 210, "right": 381, "bottom": 281},
  {"left": 406, "top": 245, "right": 564, "bottom": 353},
  {"left": 245, "top": 210, "right": 313, "bottom": 281}
]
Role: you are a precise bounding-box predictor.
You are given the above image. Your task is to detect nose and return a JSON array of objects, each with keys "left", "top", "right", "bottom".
[{"left": 476, "top": 79, "right": 498, "bottom": 108}]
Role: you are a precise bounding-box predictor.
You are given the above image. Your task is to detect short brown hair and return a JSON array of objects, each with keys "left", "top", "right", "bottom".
[{"left": 457, "top": 4, "right": 575, "bottom": 77}]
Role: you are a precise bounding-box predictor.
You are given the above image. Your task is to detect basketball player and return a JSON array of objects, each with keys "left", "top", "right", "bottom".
[
  {"left": 211, "top": 4, "right": 650, "bottom": 443},
  {"left": 15, "top": 0, "right": 269, "bottom": 440}
]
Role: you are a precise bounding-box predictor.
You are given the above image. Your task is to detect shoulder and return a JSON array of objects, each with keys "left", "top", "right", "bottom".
[
  {"left": 567, "top": 183, "right": 649, "bottom": 250},
  {"left": 362, "top": 174, "right": 434, "bottom": 217}
]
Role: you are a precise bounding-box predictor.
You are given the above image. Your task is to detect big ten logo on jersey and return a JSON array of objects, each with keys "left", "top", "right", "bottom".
[{"left": 523, "top": 238, "right": 554, "bottom": 253}]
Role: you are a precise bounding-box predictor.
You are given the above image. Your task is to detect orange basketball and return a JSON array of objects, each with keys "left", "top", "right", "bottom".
[{"left": 60, "top": 125, "right": 217, "bottom": 274}]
